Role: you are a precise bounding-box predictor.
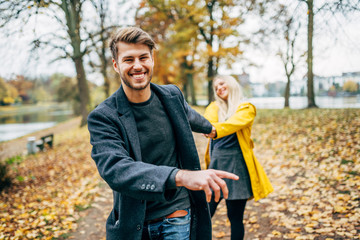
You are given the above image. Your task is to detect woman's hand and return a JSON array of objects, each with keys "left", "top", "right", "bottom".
[{"left": 204, "top": 126, "right": 217, "bottom": 138}]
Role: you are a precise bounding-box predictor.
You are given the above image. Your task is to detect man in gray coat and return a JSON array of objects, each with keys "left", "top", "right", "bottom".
[{"left": 87, "top": 26, "right": 238, "bottom": 240}]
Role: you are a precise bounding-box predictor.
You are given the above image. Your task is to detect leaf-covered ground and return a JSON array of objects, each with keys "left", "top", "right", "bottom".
[
  {"left": 0, "top": 108, "right": 359, "bottom": 239},
  {"left": 0, "top": 127, "right": 102, "bottom": 239},
  {"left": 211, "top": 108, "right": 360, "bottom": 240}
]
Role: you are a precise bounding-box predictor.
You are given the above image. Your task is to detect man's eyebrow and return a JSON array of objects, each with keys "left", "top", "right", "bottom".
[
  {"left": 122, "top": 55, "right": 134, "bottom": 59},
  {"left": 139, "top": 53, "right": 150, "bottom": 57},
  {"left": 122, "top": 53, "right": 150, "bottom": 59}
]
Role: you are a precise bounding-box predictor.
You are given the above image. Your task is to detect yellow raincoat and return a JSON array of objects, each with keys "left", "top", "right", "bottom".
[{"left": 204, "top": 101, "right": 273, "bottom": 201}]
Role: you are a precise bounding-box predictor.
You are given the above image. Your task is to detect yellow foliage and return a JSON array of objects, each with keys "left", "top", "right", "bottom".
[
  {"left": 343, "top": 80, "right": 358, "bottom": 92},
  {"left": 2, "top": 97, "right": 14, "bottom": 104}
]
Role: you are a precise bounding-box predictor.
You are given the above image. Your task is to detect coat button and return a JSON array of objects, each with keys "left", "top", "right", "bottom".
[
  {"left": 141, "top": 184, "right": 145, "bottom": 190},
  {"left": 150, "top": 184, "right": 155, "bottom": 190},
  {"left": 146, "top": 184, "right": 151, "bottom": 190},
  {"left": 136, "top": 224, "right": 141, "bottom": 231}
]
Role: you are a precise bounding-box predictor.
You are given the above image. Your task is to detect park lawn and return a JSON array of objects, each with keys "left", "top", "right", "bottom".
[{"left": 0, "top": 108, "right": 359, "bottom": 239}]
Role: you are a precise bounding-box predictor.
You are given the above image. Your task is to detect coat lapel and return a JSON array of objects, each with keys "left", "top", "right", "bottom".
[
  {"left": 150, "top": 84, "right": 184, "bottom": 132},
  {"left": 115, "top": 86, "right": 142, "bottom": 162},
  {"left": 151, "top": 84, "right": 200, "bottom": 170}
]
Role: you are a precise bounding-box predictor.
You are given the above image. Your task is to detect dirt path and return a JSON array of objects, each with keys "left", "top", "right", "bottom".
[
  {"left": 67, "top": 132, "right": 274, "bottom": 240},
  {"left": 0, "top": 117, "right": 81, "bottom": 162},
  {"left": 67, "top": 181, "right": 112, "bottom": 240}
]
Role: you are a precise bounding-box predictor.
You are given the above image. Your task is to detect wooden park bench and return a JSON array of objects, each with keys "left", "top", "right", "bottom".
[
  {"left": 27, "top": 134, "right": 54, "bottom": 154},
  {"left": 37, "top": 134, "right": 54, "bottom": 151}
]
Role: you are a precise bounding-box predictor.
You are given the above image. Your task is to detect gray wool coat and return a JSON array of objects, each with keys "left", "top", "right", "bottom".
[{"left": 87, "top": 83, "right": 213, "bottom": 240}]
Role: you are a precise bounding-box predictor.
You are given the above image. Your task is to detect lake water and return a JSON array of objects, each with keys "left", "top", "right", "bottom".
[
  {"left": 198, "top": 96, "right": 360, "bottom": 109},
  {"left": 0, "top": 107, "right": 74, "bottom": 142}
]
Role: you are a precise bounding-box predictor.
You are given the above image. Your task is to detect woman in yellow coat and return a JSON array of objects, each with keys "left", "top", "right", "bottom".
[{"left": 204, "top": 75, "right": 273, "bottom": 240}]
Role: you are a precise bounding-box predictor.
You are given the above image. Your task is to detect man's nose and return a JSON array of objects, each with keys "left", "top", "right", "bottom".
[{"left": 133, "top": 59, "right": 142, "bottom": 70}]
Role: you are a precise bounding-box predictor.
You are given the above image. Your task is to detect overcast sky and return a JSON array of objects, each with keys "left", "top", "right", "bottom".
[{"left": 0, "top": 1, "right": 359, "bottom": 84}]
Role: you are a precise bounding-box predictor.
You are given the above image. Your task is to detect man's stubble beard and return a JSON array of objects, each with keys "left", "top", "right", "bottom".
[{"left": 119, "top": 68, "right": 152, "bottom": 91}]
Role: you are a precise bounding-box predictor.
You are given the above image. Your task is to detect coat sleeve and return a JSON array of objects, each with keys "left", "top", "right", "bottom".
[
  {"left": 87, "top": 107, "right": 178, "bottom": 202},
  {"left": 212, "top": 103, "right": 256, "bottom": 139},
  {"left": 171, "top": 85, "right": 212, "bottom": 134}
]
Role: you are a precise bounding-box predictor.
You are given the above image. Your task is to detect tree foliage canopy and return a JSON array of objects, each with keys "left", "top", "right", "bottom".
[{"left": 136, "top": 0, "right": 272, "bottom": 102}]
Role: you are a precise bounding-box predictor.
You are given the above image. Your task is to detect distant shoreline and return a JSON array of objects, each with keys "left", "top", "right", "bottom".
[{"left": 0, "top": 102, "right": 72, "bottom": 116}]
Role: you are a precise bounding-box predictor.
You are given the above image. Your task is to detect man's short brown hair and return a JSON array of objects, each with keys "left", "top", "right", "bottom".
[{"left": 109, "top": 26, "right": 156, "bottom": 61}]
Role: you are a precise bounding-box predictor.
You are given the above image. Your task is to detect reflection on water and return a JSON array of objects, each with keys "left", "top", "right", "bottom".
[
  {"left": 0, "top": 110, "right": 73, "bottom": 125},
  {"left": 0, "top": 106, "right": 74, "bottom": 142}
]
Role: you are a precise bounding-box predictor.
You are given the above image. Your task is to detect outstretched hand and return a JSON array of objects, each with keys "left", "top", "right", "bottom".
[
  {"left": 175, "top": 169, "right": 239, "bottom": 202},
  {"left": 204, "top": 126, "right": 217, "bottom": 139}
]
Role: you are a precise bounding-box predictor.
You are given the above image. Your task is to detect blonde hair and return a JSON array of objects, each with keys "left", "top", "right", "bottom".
[{"left": 213, "top": 75, "right": 244, "bottom": 122}]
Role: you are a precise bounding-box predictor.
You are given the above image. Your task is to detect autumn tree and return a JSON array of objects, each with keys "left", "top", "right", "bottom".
[
  {"left": 182, "top": 0, "right": 269, "bottom": 103},
  {"left": 0, "top": 77, "right": 8, "bottom": 104},
  {"left": 7, "top": 76, "right": 34, "bottom": 103},
  {"left": 0, "top": 77, "right": 19, "bottom": 105},
  {"left": 136, "top": 0, "right": 269, "bottom": 103},
  {"left": 192, "top": 0, "right": 242, "bottom": 102},
  {"left": 136, "top": 0, "right": 202, "bottom": 104},
  {"left": 135, "top": 0, "right": 178, "bottom": 86},
  {"left": 49, "top": 73, "right": 79, "bottom": 103},
  {"left": 343, "top": 80, "right": 358, "bottom": 92}
]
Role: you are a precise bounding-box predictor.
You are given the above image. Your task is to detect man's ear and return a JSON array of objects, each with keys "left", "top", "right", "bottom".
[{"left": 112, "top": 59, "right": 119, "bottom": 73}]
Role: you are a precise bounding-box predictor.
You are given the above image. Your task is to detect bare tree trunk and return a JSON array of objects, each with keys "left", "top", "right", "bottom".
[
  {"left": 187, "top": 70, "right": 197, "bottom": 105},
  {"left": 62, "top": 0, "right": 90, "bottom": 126},
  {"left": 100, "top": 29, "right": 110, "bottom": 98},
  {"left": 307, "top": 0, "right": 317, "bottom": 108},
  {"left": 101, "top": 53, "right": 110, "bottom": 98},
  {"left": 180, "top": 56, "right": 197, "bottom": 105},
  {"left": 99, "top": 0, "right": 110, "bottom": 98},
  {"left": 180, "top": 57, "right": 189, "bottom": 102},
  {"left": 74, "top": 57, "right": 90, "bottom": 126},
  {"left": 206, "top": 0, "right": 216, "bottom": 104},
  {"left": 207, "top": 58, "right": 214, "bottom": 104},
  {"left": 183, "top": 82, "right": 189, "bottom": 102},
  {"left": 284, "top": 76, "right": 290, "bottom": 107}
]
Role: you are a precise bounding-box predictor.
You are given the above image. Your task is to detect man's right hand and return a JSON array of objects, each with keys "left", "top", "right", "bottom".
[{"left": 175, "top": 169, "right": 239, "bottom": 202}]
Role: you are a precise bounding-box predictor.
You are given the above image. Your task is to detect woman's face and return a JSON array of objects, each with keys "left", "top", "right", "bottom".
[{"left": 214, "top": 78, "right": 229, "bottom": 101}]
